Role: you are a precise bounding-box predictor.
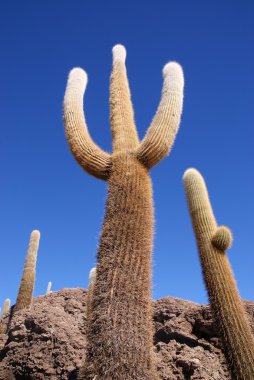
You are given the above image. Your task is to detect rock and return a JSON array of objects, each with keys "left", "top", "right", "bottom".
[{"left": 0, "top": 288, "right": 253, "bottom": 379}]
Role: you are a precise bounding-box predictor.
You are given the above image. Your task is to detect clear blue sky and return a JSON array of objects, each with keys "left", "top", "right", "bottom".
[{"left": 0, "top": 1, "right": 253, "bottom": 308}]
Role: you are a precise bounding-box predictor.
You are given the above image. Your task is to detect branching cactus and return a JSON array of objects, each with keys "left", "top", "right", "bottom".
[
  {"left": 183, "top": 168, "right": 254, "bottom": 380},
  {"left": 15, "top": 230, "right": 40, "bottom": 311},
  {"left": 63, "top": 44, "right": 184, "bottom": 379}
]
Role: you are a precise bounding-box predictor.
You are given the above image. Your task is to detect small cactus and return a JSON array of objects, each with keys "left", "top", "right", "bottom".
[
  {"left": 0, "top": 298, "right": 11, "bottom": 334},
  {"left": 86, "top": 267, "right": 96, "bottom": 320},
  {"left": 46, "top": 281, "right": 52, "bottom": 295},
  {"left": 183, "top": 168, "right": 254, "bottom": 380},
  {"left": 64, "top": 44, "right": 184, "bottom": 379},
  {"left": 1, "top": 298, "right": 11, "bottom": 318},
  {"left": 88, "top": 267, "right": 96, "bottom": 289},
  {"left": 14, "top": 230, "right": 40, "bottom": 311}
]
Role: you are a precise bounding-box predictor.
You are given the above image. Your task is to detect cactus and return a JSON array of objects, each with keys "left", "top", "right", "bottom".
[
  {"left": 86, "top": 267, "right": 96, "bottom": 321},
  {"left": 63, "top": 44, "right": 184, "bottom": 379},
  {"left": 14, "top": 230, "right": 40, "bottom": 311},
  {"left": 79, "top": 267, "right": 97, "bottom": 379},
  {"left": 88, "top": 267, "right": 96, "bottom": 298},
  {"left": 0, "top": 298, "right": 11, "bottom": 334},
  {"left": 46, "top": 281, "right": 52, "bottom": 295},
  {"left": 183, "top": 168, "right": 254, "bottom": 380},
  {"left": 1, "top": 298, "right": 11, "bottom": 318}
]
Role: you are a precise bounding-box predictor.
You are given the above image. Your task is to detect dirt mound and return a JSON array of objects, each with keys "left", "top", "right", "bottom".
[{"left": 0, "top": 288, "right": 253, "bottom": 379}]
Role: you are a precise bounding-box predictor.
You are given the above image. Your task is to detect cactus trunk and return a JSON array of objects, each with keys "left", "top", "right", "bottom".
[
  {"left": 183, "top": 168, "right": 254, "bottom": 380},
  {"left": 86, "top": 154, "right": 155, "bottom": 379}
]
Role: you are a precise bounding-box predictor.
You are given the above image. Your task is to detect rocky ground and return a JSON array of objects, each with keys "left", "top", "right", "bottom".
[{"left": 0, "top": 288, "right": 253, "bottom": 379}]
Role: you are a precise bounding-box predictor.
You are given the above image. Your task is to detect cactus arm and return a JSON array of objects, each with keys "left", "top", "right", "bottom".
[
  {"left": 110, "top": 45, "right": 139, "bottom": 154},
  {"left": 136, "top": 62, "right": 184, "bottom": 169},
  {"left": 15, "top": 230, "right": 40, "bottom": 311},
  {"left": 212, "top": 225, "right": 233, "bottom": 251},
  {"left": 63, "top": 68, "right": 112, "bottom": 180},
  {"left": 183, "top": 168, "right": 254, "bottom": 380}
]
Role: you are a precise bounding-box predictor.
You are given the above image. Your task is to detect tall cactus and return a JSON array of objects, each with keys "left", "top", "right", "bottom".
[
  {"left": 183, "top": 168, "right": 254, "bottom": 380},
  {"left": 15, "top": 230, "right": 40, "bottom": 311},
  {"left": 63, "top": 44, "right": 184, "bottom": 379}
]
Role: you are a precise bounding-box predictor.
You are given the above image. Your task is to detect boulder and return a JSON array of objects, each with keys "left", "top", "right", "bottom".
[{"left": 0, "top": 288, "right": 253, "bottom": 379}]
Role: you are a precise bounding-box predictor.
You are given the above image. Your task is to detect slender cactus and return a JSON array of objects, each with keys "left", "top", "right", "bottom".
[
  {"left": 79, "top": 267, "right": 97, "bottom": 379},
  {"left": 183, "top": 168, "right": 254, "bottom": 380},
  {"left": 88, "top": 267, "right": 96, "bottom": 291},
  {"left": 64, "top": 44, "right": 184, "bottom": 379},
  {"left": 46, "top": 281, "right": 52, "bottom": 295},
  {"left": 1, "top": 298, "right": 11, "bottom": 318},
  {"left": 86, "top": 267, "right": 96, "bottom": 321},
  {"left": 14, "top": 230, "right": 40, "bottom": 311},
  {"left": 0, "top": 298, "right": 11, "bottom": 333}
]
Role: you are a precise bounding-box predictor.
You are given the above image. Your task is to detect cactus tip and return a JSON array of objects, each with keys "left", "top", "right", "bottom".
[
  {"left": 183, "top": 168, "right": 201, "bottom": 182},
  {"left": 4, "top": 298, "right": 11, "bottom": 307},
  {"left": 112, "top": 44, "right": 126, "bottom": 63},
  {"left": 68, "top": 67, "right": 88, "bottom": 87},
  {"left": 163, "top": 61, "right": 184, "bottom": 88},
  {"left": 31, "top": 230, "right": 40, "bottom": 239}
]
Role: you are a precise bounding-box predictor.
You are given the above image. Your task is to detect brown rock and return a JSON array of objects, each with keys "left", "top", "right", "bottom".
[{"left": 0, "top": 288, "right": 253, "bottom": 379}]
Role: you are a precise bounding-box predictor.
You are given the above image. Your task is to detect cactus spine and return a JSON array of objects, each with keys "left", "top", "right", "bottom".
[
  {"left": 183, "top": 168, "right": 254, "bottom": 380},
  {"left": 64, "top": 44, "right": 184, "bottom": 379},
  {"left": 15, "top": 230, "right": 40, "bottom": 311}
]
